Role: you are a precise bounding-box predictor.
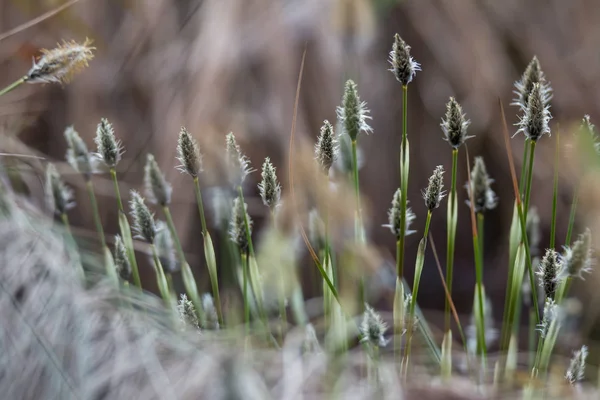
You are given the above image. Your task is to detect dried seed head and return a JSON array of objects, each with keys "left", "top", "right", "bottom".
[
  {"left": 228, "top": 196, "right": 252, "bottom": 251},
  {"left": 560, "top": 228, "right": 594, "bottom": 280},
  {"left": 423, "top": 165, "right": 446, "bottom": 211},
  {"left": 580, "top": 115, "right": 600, "bottom": 155},
  {"left": 566, "top": 345, "right": 588, "bottom": 385},
  {"left": 25, "top": 38, "right": 95, "bottom": 85},
  {"left": 225, "top": 132, "right": 252, "bottom": 187},
  {"left": 359, "top": 303, "right": 388, "bottom": 348},
  {"left": 144, "top": 154, "right": 172, "bottom": 207},
  {"left": 536, "top": 249, "right": 562, "bottom": 300},
  {"left": 94, "top": 118, "right": 122, "bottom": 168},
  {"left": 155, "top": 220, "right": 177, "bottom": 273},
  {"left": 258, "top": 157, "right": 281, "bottom": 210},
  {"left": 466, "top": 157, "right": 497, "bottom": 213},
  {"left": 113, "top": 235, "right": 131, "bottom": 280},
  {"left": 315, "top": 120, "right": 338, "bottom": 173},
  {"left": 45, "top": 163, "right": 75, "bottom": 216},
  {"left": 441, "top": 97, "right": 472, "bottom": 149},
  {"left": 512, "top": 56, "right": 552, "bottom": 111},
  {"left": 516, "top": 83, "right": 551, "bottom": 141},
  {"left": 336, "top": 80, "right": 372, "bottom": 142},
  {"left": 527, "top": 206, "right": 542, "bottom": 257},
  {"left": 388, "top": 34, "right": 421, "bottom": 86},
  {"left": 177, "top": 294, "right": 200, "bottom": 330},
  {"left": 129, "top": 190, "right": 156, "bottom": 244},
  {"left": 64, "top": 126, "right": 93, "bottom": 178},
  {"left": 202, "top": 293, "right": 219, "bottom": 330},
  {"left": 384, "top": 188, "right": 416, "bottom": 239},
  {"left": 538, "top": 298, "right": 559, "bottom": 338},
  {"left": 176, "top": 127, "right": 203, "bottom": 177}
]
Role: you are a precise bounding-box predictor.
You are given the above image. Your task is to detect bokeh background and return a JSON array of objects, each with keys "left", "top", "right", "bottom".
[{"left": 2, "top": 0, "right": 600, "bottom": 347}]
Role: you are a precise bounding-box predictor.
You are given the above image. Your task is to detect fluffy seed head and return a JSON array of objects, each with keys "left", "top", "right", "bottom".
[
  {"left": 228, "top": 196, "right": 253, "bottom": 251},
  {"left": 536, "top": 249, "right": 562, "bottom": 300},
  {"left": 538, "top": 298, "right": 559, "bottom": 338},
  {"left": 144, "top": 154, "right": 172, "bottom": 207},
  {"left": 359, "top": 303, "right": 388, "bottom": 348},
  {"left": 258, "top": 157, "right": 281, "bottom": 210},
  {"left": 580, "top": 115, "right": 600, "bottom": 155},
  {"left": 385, "top": 188, "right": 416, "bottom": 239},
  {"left": 176, "top": 127, "right": 202, "bottom": 177},
  {"left": 423, "top": 165, "right": 445, "bottom": 210},
  {"left": 113, "top": 235, "right": 131, "bottom": 280},
  {"left": 45, "top": 163, "right": 75, "bottom": 216},
  {"left": 516, "top": 83, "right": 551, "bottom": 141},
  {"left": 566, "top": 345, "right": 588, "bottom": 385},
  {"left": 177, "top": 294, "right": 200, "bottom": 330},
  {"left": 155, "top": 220, "right": 177, "bottom": 273},
  {"left": 129, "top": 190, "right": 156, "bottom": 244},
  {"left": 560, "top": 228, "right": 594, "bottom": 280},
  {"left": 225, "top": 132, "right": 252, "bottom": 187},
  {"left": 94, "top": 118, "right": 122, "bottom": 168},
  {"left": 64, "top": 126, "right": 93, "bottom": 178},
  {"left": 441, "top": 97, "right": 472, "bottom": 148},
  {"left": 512, "top": 56, "right": 552, "bottom": 110},
  {"left": 388, "top": 34, "right": 421, "bottom": 86},
  {"left": 25, "top": 38, "right": 95, "bottom": 85},
  {"left": 315, "top": 120, "right": 338, "bottom": 173},
  {"left": 336, "top": 80, "right": 372, "bottom": 142},
  {"left": 466, "top": 157, "right": 497, "bottom": 213}
]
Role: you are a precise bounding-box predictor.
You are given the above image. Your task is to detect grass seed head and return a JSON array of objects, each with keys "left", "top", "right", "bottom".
[
  {"left": 423, "top": 165, "right": 446, "bottom": 211},
  {"left": 441, "top": 97, "right": 472, "bottom": 149},
  {"left": 336, "top": 80, "right": 372, "bottom": 142},
  {"left": 466, "top": 156, "right": 497, "bottom": 213},
  {"left": 64, "top": 125, "right": 93, "bottom": 179},
  {"left": 566, "top": 345, "right": 588, "bottom": 385},
  {"left": 94, "top": 117, "right": 122, "bottom": 168},
  {"left": 225, "top": 132, "right": 252, "bottom": 187},
  {"left": 144, "top": 154, "right": 172, "bottom": 207},
  {"left": 517, "top": 82, "right": 551, "bottom": 141},
  {"left": 385, "top": 188, "right": 416, "bottom": 239},
  {"left": 512, "top": 56, "right": 552, "bottom": 111},
  {"left": 45, "top": 163, "right": 75, "bottom": 216},
  {"left": 113, "top": 234, "right": 131, "bottom": 280},
  {"left": 258, "top": 157, "right": 281, "bottom": 210},
  {"left": 538, "top": 298, "right": 559, "bottom": 338},
  {"left": 359, "top": 303, "right": 388, "bottom": 348},
  {"left": 228, "top": 196, "right": 252, "bottom": 251},
  {"left": 388, "top": 33, "right": 421, "bottom": 86},
  {"left": 129, "top": 190, "right": 156, "bottom": 244},
  {"left": 315, "top": 120, "right": 338, "bottom": 174},
  {"left": 177, "top": 294, "right": 200, "bottom": 330},
  {"left": 580, "top": 115, "right": 600, "bottom": 155},
  {"left": 25, "top": 38, "right": 95, "bottom": 85},
  {"left": 560, "top": 228, "right": 594, "bottom": 280},
  {"left": 176, "top": 127, "right": 203, "bottom": 177},
  {"left": 536, "top": 249, "right": 561, "bottom": 300}
]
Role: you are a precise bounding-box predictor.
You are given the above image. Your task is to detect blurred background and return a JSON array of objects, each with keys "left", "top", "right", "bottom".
[{"left": 2, "top": 0, "right": 600, "bottom": 350}]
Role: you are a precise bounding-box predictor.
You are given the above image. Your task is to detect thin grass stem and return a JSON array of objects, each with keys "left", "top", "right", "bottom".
[
  {"left": 550, "top": 130, "right": 560, "bottom": 248},
  {"left": 85, "top": 180, "right": 107, "bottom": 249},
  {"left": 445, "top": 148, "right": 458, "bottom": 332},
  {"left": 0, "top": 76, "right": 26, "bottom": 96}
]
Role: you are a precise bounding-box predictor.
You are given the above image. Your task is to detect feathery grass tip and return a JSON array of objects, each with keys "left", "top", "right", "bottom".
[
  {"left": 45, "top": 163, "right": 74, "bottom": 216},
  {"left": 26, "top": 38, "right": 95, "bottom": 85},
  {"left": 129, "top": 190, "right": 156, "bottom": 244},
  {"left": 423, "top": 165, "right": 446, "bottom": 211},
  {"left": 315, "top": 120, "right": 338, "bottom": 173},
  {"left": 388, "top": 33, "right": 421, "bottom": 86},
  {"left": 536, "top": 249, "right": 561, "bottom": 300},
  {"left": 336, "top": 80, "right": 372, "bottom": 141},
  {"left": 176, "top": 127, "right": 203, "bottom": 177},
  {"left": 384, "top": 188, "right": 416, "bottom": 239},
  {"left": 225, "top": 132, "right": 252, "bottom": 187},
  {"left": 64, "top": 125, "right": 93, "bottom": 178},
  {"left": 113, "top": 235, "right": 131, "bottom": 280},
  {"left": 466, "top": 156, "right": 497, "bottom": 213},
  {"left": 441, "top": 97, "right": 472, "bottom": 148},
  {"left": 359, "top": 303, "right": 388, "bottom": 347},
  {"left": 512, "top": 56, "right": 552, "bottom": 110},
  {"left": 144, "top": 154, "right": 172, "bottom": 207},
  {"left": 94, "top": 117, "right": 122, "bottom": 168},
  {"left": 565, "top": 345, "right": 588, "bottom": 385},
  {"left": 560, "top": 228, "right": 594, "bottom": 280},
  {"left": 516, "top": 83, "right": 551, "bottom": 142},
  {"left": 258, "top": 157, "right": 281, "bottom": 210},
  {"left": 228, "top": 196, "right": 253, "bottom": 251}
]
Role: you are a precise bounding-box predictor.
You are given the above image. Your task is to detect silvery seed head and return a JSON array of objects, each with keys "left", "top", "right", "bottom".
[
  {"left": 155, "top": 220, "right": 177, "bottom": 273},
  {"left": 565, "top": 345, "right": 588, "bottom": 385},
  {"left": 336, "top": 80, "right": 372, "bottom": 142},
  {"left": 516, "top": 82, "right": 551, "bottom": 141},
  {"left": 94, "top": 118, "right": 122, "bottom": 168},
  {"left": 423, "top": 165, "right": 446, "bottom": 211},
  {"left": 580, "top": 115, "right": 600, "bottom": 155},
  {"left": 225, "top": 132, "right": 252, "bottom": 187},
  {"left": 384, "top": 188, "right": 416, "bottom": 239},
  {"left": 177, "top": 294, "right": 200, "bottom": 330},
  {"left": 45, "top": 163, "right": 75, "bottom": 216},
  {"left": 258, "top": 157, "right": 281, "bottom": 210},
  {"left": 202, "top": 293, "right": 219, "bottom": 330},
  {"left": 25, "top": 38, "right": 95, "bottom": 85},
  {"left": 538, "top": 298, "right": 559, "bottom": 339},
  {"left": 441, "top": 97, "right": 472, "bottom": 149},
  {"left": 113, "top": 235, "right": 131, "bottom": 280},
  {"left": 560, "top": 228, "right": 594, "bottom": 280},
  {"left": 176, "top": 127, "right": 203, "bottom": 177},
  {"left": 315, "top": 120, "right": 338, "bottom": 174},
  {"left": 512, "top": 56, "right": 552, "bottom": 111},
  {"left": 536, "top": 249, "right": 562, "bottom": 300},
  {"left": 465, "top": 157, "right": 497, "bottom": 213},
  {"left": 144, "top": 154, "right": 172, "bottom": 207},
  {"left": 228, "top": 196, "right": 252, "bottom": 251},
  {"left": 388, "top": 33, "right": 421, "bottom": 86},
  {"left": 359, "top": 303, "right": 388, "bottom": 348},
  {"left": 129, "top": 190, "right": 156, "bottom": 244},
  {"left": 64, "top": 125, "right": 93, "bottom": 179},
  {"left": 527, "top": 206, "right": 542, "bottom": 257}
]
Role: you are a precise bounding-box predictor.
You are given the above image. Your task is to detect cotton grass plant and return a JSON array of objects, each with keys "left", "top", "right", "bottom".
[{"left": 3, "top": 34, "right": 600, "bottom": 400}]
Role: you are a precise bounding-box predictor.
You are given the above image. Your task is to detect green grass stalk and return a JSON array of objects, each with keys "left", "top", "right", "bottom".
[
  {"left": 445, "top": 148, "right": 458, "bottom": 332},
  {"left": 0, "top": 77, "right": 26, "bottom": 96},
  {"left": 550, "top": 130, "right": 560, "bottom": 248}
]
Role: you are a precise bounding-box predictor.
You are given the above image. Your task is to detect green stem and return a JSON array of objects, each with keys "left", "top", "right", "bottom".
[
  {"left": 445, "top": 149, "right": 458, "bottom": 332},
  {"left": 193, "top": 177, "right": 209, "bottom": 234},
  {"left": 473, "top": 221, "right": 487, "bottom": 361},
  {"left": 0, "top": 76, "right": 26, "bottom": 97},
  {"left": 397, "top": 85, "right": 410, "bottom": 281},
  {"left": 151, "top": 244, "right": 172, "bottom": 304},
  {"left": 60, "top": 212, "right": 73, "bottom": 239},
  {"left": 85, "top": 180, "right": 107, "bottom": 249},
  {"left": 273, "top": 209, "right": 287, "bottom": 342},
  {"left": 242, "top": 250, "right": 250, "bottom": 330},
  {"left": 565, "top": 184, "right": 579, "bottom": 247},
  {"left": 523, "top": 141, "right": 536, "bottom": 220},
  {"left": 550, "top": 132, "right": 560, "bottom": 249},
  {"left": 162, "top": 205, "right": 187, "bottom": 265},
  {"left": 519, "top": 140, "right": 530, "bottom": 197},
  {"left": 109, "top": 168, "right": 125, "bottom": 212},
  {"left": 516, "top": 196, "right": 541, "bottom": 324}
]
